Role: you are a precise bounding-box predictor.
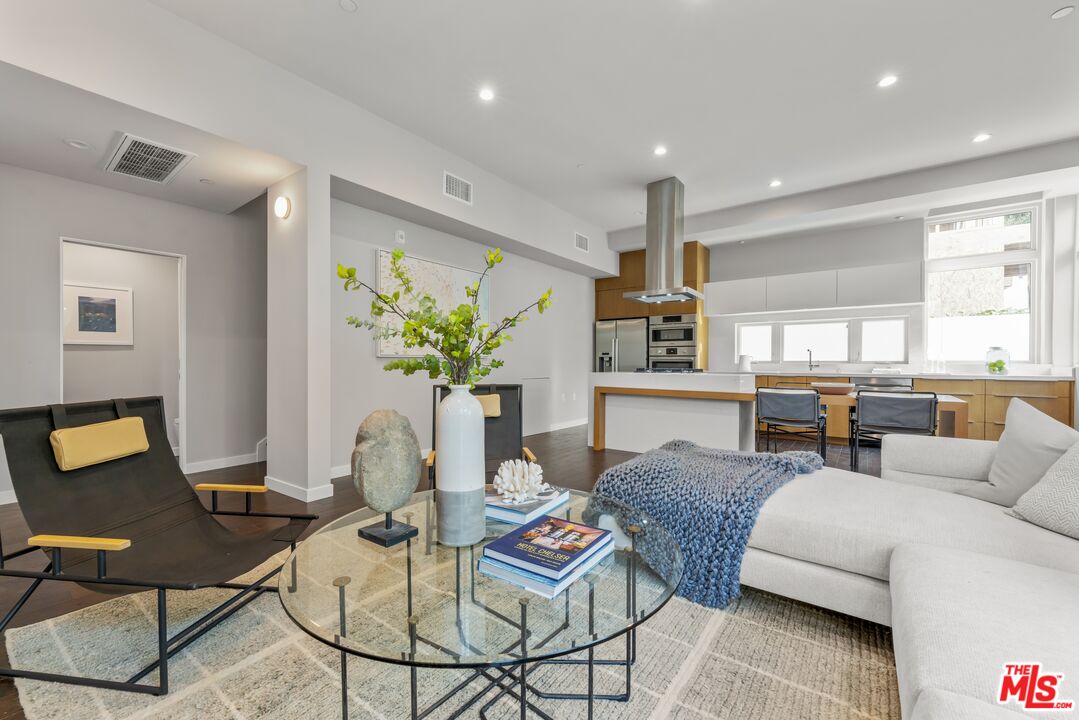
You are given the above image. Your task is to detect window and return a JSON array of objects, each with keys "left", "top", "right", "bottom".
[
  {"left": 736, "top": 317, "right": 909, "bottom": 365},
  {"left": 861, "top": 318, "right": 907, "bottom": 362},
  {"left": 925, "top": 206, "right": 1037, "bottom": 362},
  {"left": 927, "top": 263, "right": 1032, "bottom": 362},
  {"left": 737, "top": 324, "right": 773, "bottom": 362},
  {"left": 927, "top": 211, "right": 1032, "bottom": 259},
  {"left": 782, "top": 322, "right": 849, "bottom": 362}
]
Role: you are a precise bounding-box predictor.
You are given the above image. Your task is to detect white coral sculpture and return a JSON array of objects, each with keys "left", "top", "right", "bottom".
[{"left": 493, "top": 459, "right": 549, "bottom": 504}]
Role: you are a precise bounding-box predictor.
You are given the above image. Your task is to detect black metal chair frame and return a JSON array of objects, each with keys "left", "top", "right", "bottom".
[
  {"left": 849, "top": 390, "right": 939, "bottom": 471},
  {"left": 428, "top": 384, "right": 536, "bottom": 490},
  {"left": 0, "top": 397, "right": 317, "bottom": 696},
  {"left": 756, "top": 387, "right": 829, "bottom": 460}
]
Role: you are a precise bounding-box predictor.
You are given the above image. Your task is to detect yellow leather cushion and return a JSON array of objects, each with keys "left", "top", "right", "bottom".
[
  {"left": 49, "top": 417, "right": 150, "bottom": 471},
  {"left": 476, "top": 394, "right": 501, "bottom": 418}
]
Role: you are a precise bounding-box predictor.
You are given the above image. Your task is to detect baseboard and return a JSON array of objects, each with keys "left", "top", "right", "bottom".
[
  {"left": 0, "top": 490, "right": 16, "bottom": 506},
  {"left": 548, "top": 417, "right": 588, "bottom": 432},
  {"left": 266, "top": 475, "right": 334, "bottom": 503},
  {"left": 185, "top": 452, "right": 258, "bottom": 474}
]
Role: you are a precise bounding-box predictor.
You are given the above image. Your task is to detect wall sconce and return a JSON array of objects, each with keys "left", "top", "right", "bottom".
[{"left": 273, "top": 196, "right": 291, "bottom": 219}]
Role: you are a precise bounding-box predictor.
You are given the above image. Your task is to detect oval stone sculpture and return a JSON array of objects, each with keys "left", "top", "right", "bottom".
[{"left": 351, "top": 410, "right": 422, "bottom": 513}]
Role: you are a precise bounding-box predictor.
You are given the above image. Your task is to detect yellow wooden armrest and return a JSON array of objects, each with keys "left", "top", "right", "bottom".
[
  {"left": 28, "top": 535, "right": 131, "bottom": 552},
  {"left": 194, "top": 483, "right": 268, "bottom": 493},
  {"left": 426, "top": 450, "right": 436, "bottom": 467},
  {"left": 523, "top": 447, "right": 537, "bottom": 462}
]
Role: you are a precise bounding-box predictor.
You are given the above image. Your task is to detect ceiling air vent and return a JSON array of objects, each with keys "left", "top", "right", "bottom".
[
  {"left": 105, "top": 133, "right": 196, "bottom": 184},
  {"left": 574, "top": 232, "right": 589, "bottom": 252},
  {"left": 443, "top": 171, "right": 473, "bottom": 205}
]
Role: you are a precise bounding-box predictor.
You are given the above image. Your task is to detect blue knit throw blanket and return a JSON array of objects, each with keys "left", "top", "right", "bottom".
[{"left": 592, "top": 440, "right": 822, "bottom": 608}]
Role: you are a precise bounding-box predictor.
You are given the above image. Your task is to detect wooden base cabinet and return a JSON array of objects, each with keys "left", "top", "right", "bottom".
[
  {"left": 912, "top": 379, "right": 985, "bottom": 441},
  {"left": 984, "top": 380, "right": 1073, "bottom": 441},
  {"left": 756, "top": 376, "right": 1076, "bottom": 445}
]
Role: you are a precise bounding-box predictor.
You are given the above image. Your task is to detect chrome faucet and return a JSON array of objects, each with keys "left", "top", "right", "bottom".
[{"left": 807, "top": 349, "right": 820, "bottom": 371}]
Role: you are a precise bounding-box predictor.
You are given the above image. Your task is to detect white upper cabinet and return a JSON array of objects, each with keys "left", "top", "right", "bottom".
[
  {"left": 704, "top": 260, "right": 923, "bottom": 315},
  {"left": 765, "top": 270, "right": 837, "bottom": 312},
  {"left": 836, "top": 261, "right": 923, "bottom": 307},
  {"left": 705, "top": 277, "right": 767, "bottom": 315}
]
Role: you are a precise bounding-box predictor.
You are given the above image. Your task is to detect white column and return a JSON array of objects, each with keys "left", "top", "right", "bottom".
[{"left": 265, "top": 168, "right": 334, "bottom": 501}]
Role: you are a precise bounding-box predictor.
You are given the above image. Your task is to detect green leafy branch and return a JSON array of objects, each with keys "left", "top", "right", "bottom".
[{"left": 336, "top": 248, "right": 552, "bottom": 386}]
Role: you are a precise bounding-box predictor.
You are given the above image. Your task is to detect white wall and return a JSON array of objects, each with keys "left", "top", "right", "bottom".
[
  {"left": 707, "top": 201, "right": 1079, "bottom": 374},
  {"left": 0, "top": 0, "right": 617, "bottom": 500},
  {"left": 0, "top": 1, "right": 614, "bottom": 275},
  {"left": 0, "top": 163, "right": 267, "bottom": 473},
  {"left": 331, "top": 200, "right": 592, "bottom": 475},
  {"left": 62, "top": 242, "right": 180, "bottom": 448}
]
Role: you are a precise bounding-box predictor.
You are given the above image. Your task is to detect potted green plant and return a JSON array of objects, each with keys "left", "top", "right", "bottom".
[{"left": 336, "top": 247, "right": 552, "bottom": 545}]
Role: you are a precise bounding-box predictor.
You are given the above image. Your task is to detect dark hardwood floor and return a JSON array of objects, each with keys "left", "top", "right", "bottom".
[{"left": 0, "top": 425, "right": 877, "bottom": 718}]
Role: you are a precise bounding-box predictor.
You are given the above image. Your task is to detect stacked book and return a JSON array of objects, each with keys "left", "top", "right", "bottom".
[
  {"left": 484, "top": 486, "right": 570, "bottom": 524},
  {"left": 478, "top": 515, "right": 613, "bottom": 599}
]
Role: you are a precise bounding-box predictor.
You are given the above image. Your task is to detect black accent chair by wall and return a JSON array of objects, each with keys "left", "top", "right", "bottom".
[
  {"left": 428, "top": 384, "right": 537, "bottom": 489},
  {"left": 850, "top": 391, "right": 938, "bottom": 471},
  {"left": 756, "top": 387, "right": 828, "bottom": 459},
  {"left": 0, "top": 397, "right": 315, "bottom": 696}
]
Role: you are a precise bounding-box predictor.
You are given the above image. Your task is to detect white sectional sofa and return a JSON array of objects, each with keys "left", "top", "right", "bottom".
[{"left": 740, "top": 425, "right": 1079, "bottom": 718}]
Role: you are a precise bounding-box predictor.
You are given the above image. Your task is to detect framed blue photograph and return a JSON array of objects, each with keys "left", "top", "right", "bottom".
[{"left": 63, "top": 283, "right": 133, "bottom": 345}]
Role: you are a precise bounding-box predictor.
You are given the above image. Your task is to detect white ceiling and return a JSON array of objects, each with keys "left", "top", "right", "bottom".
[
  {"left": 149, "top": 0, "right": 1079, "bottom": 230},
  {"left": 0, "top": 62, "right": 301, "bottom": 214}
]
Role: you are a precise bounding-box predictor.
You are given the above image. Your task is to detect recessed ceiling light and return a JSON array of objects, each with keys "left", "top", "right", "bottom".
[
  {"left": 63, "top": 138, "right": 91, "bottom": 150},
  {"left": 478, "top": 86, "right": 495, "bottom": 102},
  {"left": 769, "top": 179, "right": 782, "bottom": 188},
  {"left": 972, "top": 132, "right": 992, "bottom": 143},
  {"left": 653, "top": 145, "right": 668, "bottom": 156},
  {"left": 877, "top": 74, "right": 899, "bottom": 88},
  {"left": 339, "top": 0, "right": 358, "bottom": 11},
  {"left": 1051, "top": 5, "right": 1074, "bottom": 19},
  {"left": 894, "top": 215, "right": 905, "bottom": 221},
  {"left": 199, "top": 178, "right": 215, "bottom": 185}
]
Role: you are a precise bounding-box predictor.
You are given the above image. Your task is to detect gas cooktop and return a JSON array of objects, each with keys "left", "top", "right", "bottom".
[{"left": 634, "top": 368, "right": 703, "bottom": 373}]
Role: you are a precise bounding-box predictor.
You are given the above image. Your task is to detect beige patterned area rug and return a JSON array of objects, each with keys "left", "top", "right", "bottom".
[{"left": 6, "top": 556, "right": 899, "bottom": 720}]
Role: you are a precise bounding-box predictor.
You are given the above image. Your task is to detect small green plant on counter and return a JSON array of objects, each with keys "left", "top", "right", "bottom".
[
  {"left": 336, "top": 248, "right": 553, "bottom": 386},
  {"left": 987, "top": 359, "right": 1008, "bottom": 374}
]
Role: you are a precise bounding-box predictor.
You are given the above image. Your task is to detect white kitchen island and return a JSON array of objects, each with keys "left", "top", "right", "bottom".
[{"left": 588, "top": 372, "right": 758, "bottom": 453}]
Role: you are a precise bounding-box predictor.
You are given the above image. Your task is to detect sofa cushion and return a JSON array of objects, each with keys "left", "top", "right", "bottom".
[
  {"left": 910, "top": 689, "right": 1028, "bottom": 720},
  {"left": 748, "top": 467, "right": 1079, "bottom": 582},
  {"left": 959, "top": 399, "right": 1079, "bottom": 507},
  {"left": 1012, "top": 441, "right": 1079, "bottom": 541},
  {"left": 890, "top": 544, "right": 1079, "bottom": 718}
]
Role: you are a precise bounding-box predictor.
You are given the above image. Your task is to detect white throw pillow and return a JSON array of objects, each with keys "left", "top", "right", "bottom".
[
  {"left": 959, "top": 398, "right": 1079, "bottom": 507},
  {"left": 1011, "top": 442, "right": 1079, "bottom": 540}
]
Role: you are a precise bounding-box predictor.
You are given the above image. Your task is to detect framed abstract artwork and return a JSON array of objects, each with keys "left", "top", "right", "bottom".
[
  {"left": 375, "top": 249, "right": 489, "bottom": 358},
  {"left": 62, "top": 284, "right": 134, "bottom": 345}
]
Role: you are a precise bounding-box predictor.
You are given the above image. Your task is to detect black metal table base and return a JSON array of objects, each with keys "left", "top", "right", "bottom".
[{"left": 339, "top": 517, "right": 642, "bottom": 719}]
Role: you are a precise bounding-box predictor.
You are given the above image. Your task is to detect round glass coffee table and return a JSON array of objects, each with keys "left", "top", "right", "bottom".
[{"left": 279, "top": 489, "right": 682, "bottom": 719}]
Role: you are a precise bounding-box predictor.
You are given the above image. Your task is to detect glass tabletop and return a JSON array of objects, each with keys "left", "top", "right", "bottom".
[{"left": 279, "top": 489, "right": 683, "bottom": 668}]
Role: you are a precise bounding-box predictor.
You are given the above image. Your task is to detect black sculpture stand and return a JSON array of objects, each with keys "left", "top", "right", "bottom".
[{"left": 357, "top": 512, "right": 419, "bottom": 547}]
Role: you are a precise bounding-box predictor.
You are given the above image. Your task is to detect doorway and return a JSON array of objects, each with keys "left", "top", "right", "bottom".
[{"left": 59, "top": 238, "right": 187, "bottom": 467}]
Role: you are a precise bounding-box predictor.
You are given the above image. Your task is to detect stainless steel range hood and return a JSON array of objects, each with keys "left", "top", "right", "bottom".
[{"left": 623, "top": 176, "right": 702, "bottom": 304}]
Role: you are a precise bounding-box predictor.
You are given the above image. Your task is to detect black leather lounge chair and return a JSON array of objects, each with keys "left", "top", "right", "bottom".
[
  {"left": 426, "top": 384, "right": 538, "bottom": 488},
  {"left": 0, "top": 396, "right": 315, "bottom": 695}
]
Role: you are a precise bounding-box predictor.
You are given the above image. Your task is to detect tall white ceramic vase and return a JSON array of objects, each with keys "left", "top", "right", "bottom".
[{"left": 435, "top": 385, "right": 486, "bottom": 546}]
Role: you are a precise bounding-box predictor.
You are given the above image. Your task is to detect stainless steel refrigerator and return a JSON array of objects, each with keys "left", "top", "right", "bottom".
[{"left": 594, "top": 318, "right": 648, "bottom": 372}]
